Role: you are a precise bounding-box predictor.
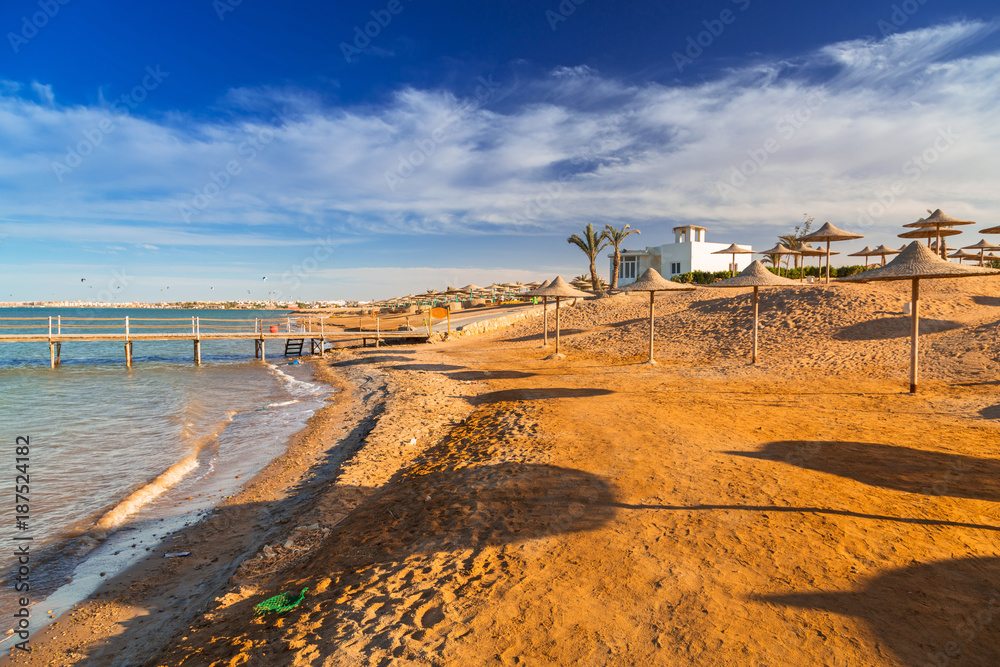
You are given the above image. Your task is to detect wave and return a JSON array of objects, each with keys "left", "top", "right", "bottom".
[
  {"left": 90, "top": 455, "right": 200, "bottom": 536},
  {"left": 265, "top": 362, "right": 326, "bottom": 397},
  {"left": 266, "top": 399, "right": 301, "bottom": 408},
  {"left": 87, "top": 412, "right": 235, "bottom": 538}
]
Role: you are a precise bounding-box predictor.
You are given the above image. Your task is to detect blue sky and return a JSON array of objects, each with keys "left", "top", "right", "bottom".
[{"left": 2, "top": 1, "right": 999, "bottom": 301}]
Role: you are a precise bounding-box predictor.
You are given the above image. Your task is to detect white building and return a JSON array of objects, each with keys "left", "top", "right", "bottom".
[{"left": 611, "top": 225, "right": 753, "bottom": 286}]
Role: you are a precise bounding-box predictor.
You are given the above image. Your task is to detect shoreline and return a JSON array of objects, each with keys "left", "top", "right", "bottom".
[
  {"left": 2, "top": 355, "right": 370, "bottom": 665},
  {"left": 7, "top": 278, "right": 1000, "bottom": 665}
]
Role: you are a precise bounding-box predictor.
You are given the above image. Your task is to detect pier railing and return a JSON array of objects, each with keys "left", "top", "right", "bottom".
[
  {"left": 0, "top": 315, "right": 313, "bottom": 337},
  {"left": 0, "top": 315, "right": 427, "bottom": 367}
]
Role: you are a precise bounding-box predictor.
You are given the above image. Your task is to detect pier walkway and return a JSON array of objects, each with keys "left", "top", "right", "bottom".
[{"left": 0, "top": 315, "right": 429, "bottom": 367}]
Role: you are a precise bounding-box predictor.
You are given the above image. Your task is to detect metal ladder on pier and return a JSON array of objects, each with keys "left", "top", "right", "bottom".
[{"left": 284, "top": 338, "right": 305, "bottom": 356}]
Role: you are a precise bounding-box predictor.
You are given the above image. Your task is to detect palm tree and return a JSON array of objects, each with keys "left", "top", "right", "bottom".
[
  {"left": 567, "top": 224, "right": 610, "bottom": 291},
  {"left": 604, "top": 224, "right": 641, "bottom": 289},
  {"left": 777, "top": 215, "right": 814, "bottom": 275}
]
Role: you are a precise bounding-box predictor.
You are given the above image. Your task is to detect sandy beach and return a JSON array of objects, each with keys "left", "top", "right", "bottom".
[{"left": 7, "top": 277, "right": 1000, "bottom": 666}]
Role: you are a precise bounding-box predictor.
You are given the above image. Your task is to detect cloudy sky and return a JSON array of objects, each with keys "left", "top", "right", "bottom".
[{"left": 1, "top": 0, "right": 999, "bottom": 301}]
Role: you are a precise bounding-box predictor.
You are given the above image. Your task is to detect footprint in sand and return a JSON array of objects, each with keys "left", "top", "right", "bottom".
[{"left": 417, "top": 603, "right": 446, "bottom": 629}]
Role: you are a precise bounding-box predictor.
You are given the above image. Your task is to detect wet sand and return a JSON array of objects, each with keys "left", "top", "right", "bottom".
[{"left": 7, "top": 277, "right": 1000, "bottom": 666}]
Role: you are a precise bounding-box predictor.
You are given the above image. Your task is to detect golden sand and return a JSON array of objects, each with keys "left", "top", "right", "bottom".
[{"left": 9, "top": 277, "right": 1000, "bottom": 666}]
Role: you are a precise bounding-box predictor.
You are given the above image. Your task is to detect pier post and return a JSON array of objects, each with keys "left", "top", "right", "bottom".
[
  {"left": 125, "top": 316, "right": 132, "bottom": 368},
  {"left": 194, "top": 317, "right": 201, "bottom": 365},
  {"left": 55, "top": 342, "right": 61, "bottom": 367},
  {"left": 49, "top": 342, "right": 55, "bottom": 369},
  {"left": 320, "top": 317, "right": 325, "bottom": 356}
]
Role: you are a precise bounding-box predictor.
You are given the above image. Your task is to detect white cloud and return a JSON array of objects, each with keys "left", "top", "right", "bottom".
[{"left": 1, "top": 20, "right": 998, "bottom": 261}]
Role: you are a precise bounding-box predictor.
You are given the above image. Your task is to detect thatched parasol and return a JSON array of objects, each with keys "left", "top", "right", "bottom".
[
  {"left": 711, "top": 243, "right": 755, "bottom": 278},
  {"left": 899, "top": 226, "right": 962, "bottom": 244},
  {"left": 947, "top": 249, "right": 979, "bottom": 264},
  {"left": 528, "top": 277, "right": 588, "bottom": 359},
  {"left": 848, "top": 246, "right": 877, "bottom": 268},
  {"left": 523, "top": 279, "right": 552, "bottom": 347},
  {"left": 839, "top": 242, "right": 1000, "bottom": 393},
  {"left": 980, "top": 224, "right": 1000, "bottom": 235},
  {"left": 904, "top": 209, "right": 976, "bottom": 259},
  {"left": 870, "top": 244, "right": 900, "bottom": 267},
  {"left": 961, "top": 239, "right": 1000, "bottom": 266},
  {"left": 755, "top": 243, "right": 800, "bottom": 278},
  {"left": 800, "top": 222, "right": 864, "bottom": 284},
  {"left": 797, "top": 244, "right": 839, "bottom": 280},
  {"left": 708, "top": 261, "right": 798, "bottom": 364},
  {"left": 622, "top": 269, "right": 697, "bottom": 365}
]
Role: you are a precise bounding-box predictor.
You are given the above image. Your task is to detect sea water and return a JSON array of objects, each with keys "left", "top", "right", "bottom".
[{"left": 0, "top": 307, "right": 331, "bottom": 629}]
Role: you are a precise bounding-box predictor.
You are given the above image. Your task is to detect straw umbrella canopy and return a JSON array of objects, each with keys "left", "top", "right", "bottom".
[
  {"left": 528, "top": 277, "right": 589, "bottom": 359},
  {"left": 848, "top": 246, "right": 877, "bottom": 268},
  {"left": 800, "top": 222, "right": 864, "bottom": 284},
  {"left": 754, "top": 243, "right": 800, "bottom": 278},
  {"left": 708, "top": 260, "right": 798, "bottom": 364},
  {"left": 796, "top": 244, "right": 838, "bottom": 280},
  {"left": 899, "top": 226, "right": 962, "bottom": 245},
  {"left": 980, "top": 224, "right": 1000, "bottom": 235},
  {"left": 460, "top": 284, "right": 484, "bottom": 292},
  {"left": 711, "top": 243, "right": 755, "bottom": 277},
  {"left": 960, "top": 239, "right": 1000, "bottom": 266},
  {"left": 839, "top": 242, "right": 1000, "bottom": 393},
  {"left": 870, "top": 244, "right": 900, "bottom": 267},
  {"left": 947, "top": 250, "right": 979, "bottom": 264},
  {"left": 621, "top": 269, "right": 697, "bottom": 365},
  {"left": 903, "top": 209, "right": 976, "bottom": 259},
  {"left": 523, "top": 279, "right": 552, "bottom": 347}
]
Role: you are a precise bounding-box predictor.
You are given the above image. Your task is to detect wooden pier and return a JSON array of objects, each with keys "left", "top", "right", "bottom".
[{"left": 0, "top": 315, "right": 428, "bottom": 368}]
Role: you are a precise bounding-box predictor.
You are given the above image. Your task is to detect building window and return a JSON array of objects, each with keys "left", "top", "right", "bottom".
[
  {"left": 670, "top": 262, "right": 682, "bottom": 275},
  {"left": 620, "top": 258, "right": 638, "bottom": 280}
]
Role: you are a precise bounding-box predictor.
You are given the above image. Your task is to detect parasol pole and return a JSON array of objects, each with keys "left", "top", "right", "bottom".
[
  {"left": 542, "top": 296, "right": 549, "bottom": 347},
  {"left": 752, "top": 285, "right": 759, "bottom": 364},
  {"left": 731, "top": 252, "right": 736, "bottom": 278},
  {"left": 648, "top": 290, "right": 656, "bottom": 365},
  {"left": 910, "top": 277, "right": 919, "bottom": 393},
  {"left": 555, "top": 297, "right": 561, "bottom": 356},
  {"left": 825, "top": 241, "right": 831, "bottom": 284}
]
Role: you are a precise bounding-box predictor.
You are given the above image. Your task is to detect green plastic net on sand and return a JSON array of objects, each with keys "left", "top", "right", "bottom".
[{"left": 254, "top": 587, "right": 308, "bottom": 615}]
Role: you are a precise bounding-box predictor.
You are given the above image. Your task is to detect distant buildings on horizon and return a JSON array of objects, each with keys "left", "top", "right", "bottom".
[{"left": 0, "top": 299, "right": 351, "bottom": 309}]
